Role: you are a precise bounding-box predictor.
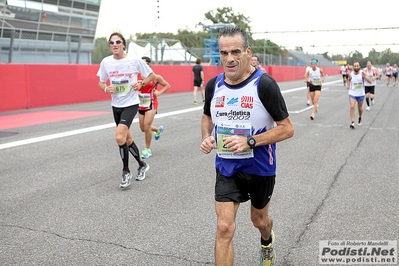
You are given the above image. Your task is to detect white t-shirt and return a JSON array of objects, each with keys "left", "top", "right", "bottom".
[
  {"left": 341, "top": 66, "right": 346, "bottom": 75},
  {"left": 97, "top": 54, "right": 153, "bottom": 108}
]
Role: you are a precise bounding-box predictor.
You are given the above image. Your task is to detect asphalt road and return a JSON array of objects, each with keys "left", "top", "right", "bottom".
[{"left": 1, "top": 74, "right": 398, "bottom": 266}]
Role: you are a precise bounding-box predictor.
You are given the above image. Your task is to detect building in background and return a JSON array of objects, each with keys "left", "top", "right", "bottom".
[{"left": 0, "top": 0, "right": 101, "bottom": 64}]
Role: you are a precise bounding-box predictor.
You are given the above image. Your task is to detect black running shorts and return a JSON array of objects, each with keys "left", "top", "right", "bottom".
[
  {"left": 215, "top": 170, "right": 275, "bottom": 210},
  {"left": 309, "top": 85, "right": 321, "bottom": 92},
  {"left": 364, "top": 86, "right": 375, "bottom": 94},
  {"left": 138, "top": 102, "right": 154, "bottom": 115},
  {"left": 194, "top": 79, "right": 202, "bottom": 87},
  {"left": 112, "top": 104, "right": 139, "bottom": 128}
]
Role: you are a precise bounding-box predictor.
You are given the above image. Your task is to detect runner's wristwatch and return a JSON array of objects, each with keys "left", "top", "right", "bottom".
[{"left": 247, "top": 136, "right": 256, "bottom": 149}]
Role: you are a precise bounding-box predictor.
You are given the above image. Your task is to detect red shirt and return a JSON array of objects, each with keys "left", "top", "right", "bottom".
[
  {"left": 138, "top": 74, "right": 158, "bottom": 110},
  {"left": 345, "top": 67, "right": 352, "bottom": 75}
]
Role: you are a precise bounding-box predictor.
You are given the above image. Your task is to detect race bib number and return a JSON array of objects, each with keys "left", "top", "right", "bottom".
[
  {"left": 312, "top": 79, "right": 321, "bottom": 85},
  {"left": 112, "top": 80, "right": 130, "bottom": 93},
  {"left": 139, "top": 93, "right": 151, "bottom": 109},
  {"left": 216, "top": 121, "right": 253, "bottom": 159},
  {"left": 353, "top": 83, "right": 362, "bottom": 90}
]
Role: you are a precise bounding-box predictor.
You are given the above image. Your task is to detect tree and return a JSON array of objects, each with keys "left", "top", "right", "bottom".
[
  {"left": 251, "top": 39, "right": 281, "bottom": 55},
  {"left": 200, "top": 7, "right": 252, "bottom": 35},
  {"left": 320, "top": 52, "right": 330, "bottom": 60},
  {"left": 347, "top": 50, "right": 364, "bottom": 65},
  {"left": 91, "top": 37, "right": 111, "bottom": 64},
  {"left": 379, "top": 48, "right": 399, "bottom": 65},
  {"left": 366, "top": 48, "right": 379, "bottom": 65}
]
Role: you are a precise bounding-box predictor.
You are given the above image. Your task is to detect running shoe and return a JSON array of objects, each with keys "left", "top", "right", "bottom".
[
  {"left": 358, "top": 117, "right": 362, "bottom": 126},
  {"left": 120, "top": 171, "right": 131, "bottom": 188},
  {"left": 194, "top": 101, "right": 198, "bottom": 105},
  {"left": 371, "top": 99, "right": 375, "bottom": 105},
  {"left": 260, "top": 230, "right": 276, "bottom": 266},
  {"left": 310, "top": 115, "right": 314, "bottom": 120},
  {"left": 366, "top": 106, "right": 370, "bottom": 111},
  {"left": 136, "top": 163, "right": 150, "bottom": 181},
  {"left": 306, "top": 100, "right": 311, "bottom": 106},
  {"left": 154, "top": 126, "right": 164, "bottom": 141},
  {"left": 350, "top": 122, "right": 355, "bottom": 129},
  {"left": 141, "top": 148, "right": 152, "bottom": 159}
]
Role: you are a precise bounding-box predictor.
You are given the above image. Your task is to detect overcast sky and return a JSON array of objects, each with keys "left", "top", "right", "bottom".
[{"left": 95, "top": 0, "right": 398, "bottom": 56}]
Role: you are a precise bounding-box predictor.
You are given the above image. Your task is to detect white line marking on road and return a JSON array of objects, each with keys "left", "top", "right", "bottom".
[
  {"left": 0, "top": 81, "right": 342, "bottom": 150},
  {"left": 0, "top": 107, "right": 204, "bottom": 150}
]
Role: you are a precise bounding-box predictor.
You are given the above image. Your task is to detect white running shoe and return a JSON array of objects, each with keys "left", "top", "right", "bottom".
[
  {"left": 136, "top": 163, "right": 150, "bottom": 181},
  {"left": 366, "top": 106, "right": 370, "bottom": 111},
  {"left": 120, "top": 171, "right": 132, "bottom": 188}
]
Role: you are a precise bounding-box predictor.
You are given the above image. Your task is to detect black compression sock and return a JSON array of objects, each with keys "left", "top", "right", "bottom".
[
  {"left": 366, "top": 98, "right": 370, "bottom": 106},
  {"left": 128, "top": 141, "right": 145, "bottom": 166},
  {"left": 119, "top": 143, "right": 129, "bottom": 172}
]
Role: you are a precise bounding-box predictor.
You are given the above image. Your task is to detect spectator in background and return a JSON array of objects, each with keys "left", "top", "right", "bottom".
[
  {"left": 251, "top": 55, "right": 267, "bottom": 72},
  {"left": 192, "top": 58, "right": 205, "bottom": 104}
]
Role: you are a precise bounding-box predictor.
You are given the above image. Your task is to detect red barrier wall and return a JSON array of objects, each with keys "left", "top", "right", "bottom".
[{"left": 0, "top": 64, "right": 339, "bottom": 112}]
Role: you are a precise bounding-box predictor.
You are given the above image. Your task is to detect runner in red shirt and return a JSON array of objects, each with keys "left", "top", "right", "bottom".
[
  {"left": 138, "top": 56, "right": 170, "bottom": 158},
  {"left": 345, "top": 63, "right": 352, "bottom": 85}
]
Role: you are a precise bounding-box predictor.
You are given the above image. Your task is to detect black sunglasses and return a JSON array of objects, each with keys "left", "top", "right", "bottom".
[{"left": 109, "top": 40, "right": 122, "bottom": 45}]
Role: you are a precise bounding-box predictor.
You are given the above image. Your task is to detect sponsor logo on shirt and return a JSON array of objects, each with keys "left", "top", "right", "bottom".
[
  {"left": 226, "top": 97, "right": 239, "bottom": 106},
  {"left": 215, "top": 96, "right": 225, "bottom": 108},
  {"left": 241, "top": 96, "right": 254, "bottom": 109},
  {"left": 215, "top": 110, "right": 251, "bottom": 120}
]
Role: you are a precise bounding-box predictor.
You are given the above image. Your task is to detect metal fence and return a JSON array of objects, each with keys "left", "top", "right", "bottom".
[
  {"left": 0, "top": 28, "right": 94, "bottom": 64},
  {"left": 1, "top": 31, "right": 337, "bottom": 66},
  {"left": 193, "top": 48, "right": 337, "bottom": 67}
]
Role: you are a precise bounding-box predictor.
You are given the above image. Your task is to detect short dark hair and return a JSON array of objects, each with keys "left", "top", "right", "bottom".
[
  {"left": 218, "top": 26, "right": 250, "bottom": 50},
  {"left": 196, "top": 58, "right": 201, "bottom": 64},
  {"left": 142, "top": 56, "right": 151, "bottom": 64}
]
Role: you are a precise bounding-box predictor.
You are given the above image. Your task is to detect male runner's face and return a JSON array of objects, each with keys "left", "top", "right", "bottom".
[
  {"left": 353, "top": 63, "right": 361, "bottom": 73},
  {"left": 219, "top": 35, "right": 251, "bottom": 82},
  {"left": 251, "top": 57, "right": 259, "bottom": 67}
]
